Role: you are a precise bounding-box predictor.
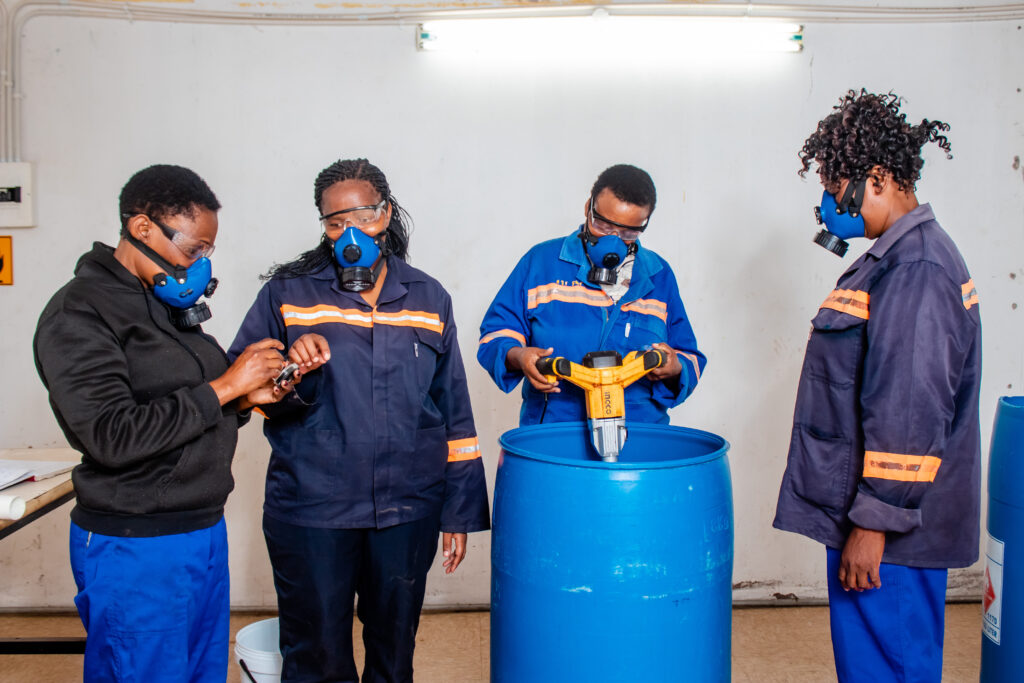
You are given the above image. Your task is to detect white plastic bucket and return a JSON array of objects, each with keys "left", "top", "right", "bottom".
[{"left": 234, "top": 617, "right": 283, "bottom": 683}]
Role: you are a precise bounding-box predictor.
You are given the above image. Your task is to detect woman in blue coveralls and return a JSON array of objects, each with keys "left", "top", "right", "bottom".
[
  {"left": 230, "top": 158, "right": 490, "bottom": 683},
  {"left": 773, "top": 90, "right": 980, "bottom": 682},
  {"left": 477, "top": 164, "right": 706, "bottom": 426}
]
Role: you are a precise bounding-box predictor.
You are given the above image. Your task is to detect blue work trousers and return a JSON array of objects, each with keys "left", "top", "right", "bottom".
[
  {"left": 69, "top": 519, "right": 230, "bottom": 683},
  {"left": 826, "top": 547, "right": 947, "bottom": 683},
  {"left": 263, "top": 513, "right": 441, "bottom": 683}
]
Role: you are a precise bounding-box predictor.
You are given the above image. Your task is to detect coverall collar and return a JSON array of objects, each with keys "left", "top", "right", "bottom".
[
  {"left": 559, "top": 228, "right": 663, "bottom": 299},
  {"left": 867, "top": 203, "right": 936, "bottom": 260},
  {"left": 309, "top": 254, "right": 425, "bottom": 307}
]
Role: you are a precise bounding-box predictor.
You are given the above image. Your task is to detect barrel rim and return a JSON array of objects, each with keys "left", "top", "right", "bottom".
[
  {"left": 498, "top": 422, "right": 730, "bottom": 470},
  {"left": 998, "top": 395, "right": 1024, "bottom": 410}
]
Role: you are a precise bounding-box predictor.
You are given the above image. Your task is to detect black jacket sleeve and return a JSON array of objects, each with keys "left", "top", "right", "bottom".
[{"left": 34, "top": 305, "right": 223, "bottom": 469}]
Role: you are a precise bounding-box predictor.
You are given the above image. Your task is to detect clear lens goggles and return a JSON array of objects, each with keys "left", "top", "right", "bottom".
[
  {"left": 588, "top": 196, "right": 648, "bottom": 241},
  {"left": 151, "top": 217, "right": 215, "bottom": 260},
  {"left": 320, "top": 200, "right": 387, "bottom": 231}
]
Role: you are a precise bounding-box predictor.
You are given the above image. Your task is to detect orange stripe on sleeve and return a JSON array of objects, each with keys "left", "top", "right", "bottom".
[
  {"left": 448, "top": 437, "right": 481, "bottom": 462},
  {"left": 962, "top": 279, "right": 979, "bottom": 311},
  {"left": 863, "top": 451, "right": 941, "bottom": 483},
  {"left": 479, "top": 329, "right": 527, "bottom": 346},
  {"left": 678, "top": 351, "right": 702, "bottom": 381}
]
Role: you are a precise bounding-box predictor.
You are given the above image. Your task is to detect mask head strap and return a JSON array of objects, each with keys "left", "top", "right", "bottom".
[{"left": 836, "top": 179, "right": 867, "bottom": 218}]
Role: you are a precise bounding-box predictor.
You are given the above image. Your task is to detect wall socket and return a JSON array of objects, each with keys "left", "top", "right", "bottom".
[{"left": 0, "top": 162, "right": 35, "bottom": 228}]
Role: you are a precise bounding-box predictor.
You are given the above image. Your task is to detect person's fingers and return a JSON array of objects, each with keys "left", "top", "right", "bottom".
[
  {"left": 524, "top": 348, "right": 559, "bottom": 392},
  {"left": 291, "top": 340, "right": 314, "bottom": 366},
  {"left": 448, "top": 534, "right": 467, "bottom": 573},
  {"left": 869, "top": 566, "right": 882, "bottom": 589},
  {"left": 311, "top": 335, "right": 332, "bottom": 362},
  {"left": 249, "top": 338, "right": 285, "bottom": 352},
  {"left": 299, "top": 337, "right": 323, "bottom": 365},
  {"left": 442, "top": 532, "right": 453, "bottom": 560}
]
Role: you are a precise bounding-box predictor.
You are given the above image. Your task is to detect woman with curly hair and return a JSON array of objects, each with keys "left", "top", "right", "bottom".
[{"left": 773, "top": 90, "right": 980, "bottom": 682}]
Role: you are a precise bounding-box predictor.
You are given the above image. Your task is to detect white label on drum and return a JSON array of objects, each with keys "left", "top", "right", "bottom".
[{"left": 983, "top": 532, "right": 1005, "bottom": 645}]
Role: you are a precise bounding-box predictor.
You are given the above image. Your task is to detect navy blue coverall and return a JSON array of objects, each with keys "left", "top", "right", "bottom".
[
  {"left": 231, "top": 255, "right": 489, "bottom": 682},
  {"left": 774, "top": 204, "right": 982, "bottom": 681}
]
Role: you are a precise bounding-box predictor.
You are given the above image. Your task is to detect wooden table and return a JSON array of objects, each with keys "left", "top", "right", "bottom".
[{"left": 0, "top": 449, "right": 84, "bottom": 655}]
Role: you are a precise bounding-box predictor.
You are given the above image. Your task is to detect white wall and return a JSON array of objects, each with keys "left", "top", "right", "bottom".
[{"left": 1, "top": 11, "right": 1022, "bottom": 609}]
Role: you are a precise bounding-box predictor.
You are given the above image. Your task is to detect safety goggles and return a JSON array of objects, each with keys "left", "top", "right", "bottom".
[
  {"left": 319, "top": 200, "right": 388, "bottom": 231},
  {"left": 150, "top": 217, "right": 216, "bottom": 260},
  {"left": 588, "top": 196, "right": 649, "bottom": 241}
]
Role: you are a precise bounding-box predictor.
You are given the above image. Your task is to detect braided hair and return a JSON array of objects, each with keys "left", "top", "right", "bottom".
[
  {"left": 798, "top": 89, "right": 952, "bottom": 193},
  {"left": 264, "top": 158, "right": 411, "bottom": 280}
]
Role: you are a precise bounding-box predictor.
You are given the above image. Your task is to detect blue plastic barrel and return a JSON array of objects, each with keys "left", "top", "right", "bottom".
[
  {"left": 982, "top": 396, "right": 1024, "bottom": 681},
  {"left": 491, "top": 422, "right": 733, "bottom": 683}
]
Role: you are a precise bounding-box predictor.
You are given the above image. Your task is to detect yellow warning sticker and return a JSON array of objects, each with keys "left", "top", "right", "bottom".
[{"left": 0, "top": 236, "right": 11, "bottom": 285}]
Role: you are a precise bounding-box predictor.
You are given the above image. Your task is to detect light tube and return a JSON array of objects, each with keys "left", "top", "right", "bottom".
[{"left": 417, "top": 16, "right": 803, "bottom": 55}]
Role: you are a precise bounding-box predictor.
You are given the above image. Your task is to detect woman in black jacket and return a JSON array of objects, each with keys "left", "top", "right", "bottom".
[{"left": 34, "top": 164, "right": 288, "bottom": 682}]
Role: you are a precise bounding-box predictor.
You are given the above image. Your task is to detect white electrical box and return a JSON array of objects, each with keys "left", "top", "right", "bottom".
[{"left": 0, "top": 162, "right": 34, "bottom": 228}]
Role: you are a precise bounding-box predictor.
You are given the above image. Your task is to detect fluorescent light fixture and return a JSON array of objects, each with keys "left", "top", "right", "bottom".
[{"left": 417, "top": 15, "right": 803, "bottom": 55}]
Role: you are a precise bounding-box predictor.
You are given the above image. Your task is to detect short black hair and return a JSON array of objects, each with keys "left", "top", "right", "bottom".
[
  {"left": 118, "top": 164, "right": 221, "bottom": 237},
  {"left": 798, "top": 89, "right": 952, "bottom": 192},
  {"left": 590, "top": 164, "right": 657, "bottom": 213}
]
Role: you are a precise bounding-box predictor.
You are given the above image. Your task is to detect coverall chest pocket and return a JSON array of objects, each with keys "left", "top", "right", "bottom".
[
  {"left": 803, "top": 309, "right": 866, "bottom": 389},
  {"left": 410, "top": 328, "right": 442, "bottom": 396},
  {"left": 787, "top": 309, "right": 868, "bottom": 513},
  {"left": 625, "top": 313, "right": 667, "bottom": 349}
]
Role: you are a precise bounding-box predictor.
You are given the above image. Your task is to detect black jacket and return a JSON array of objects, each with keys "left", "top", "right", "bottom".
[{"left": 34, "top": 242, "right": 246, "bottom": 537}]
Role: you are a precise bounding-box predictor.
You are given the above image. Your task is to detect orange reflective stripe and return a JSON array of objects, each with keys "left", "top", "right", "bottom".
[
  {"left": 962, "top": 279, "right": 979, "bottom": 311},
  {"left": 678, "top": 351, "right": 702, "bottom": 381},
  {"left": 621, "top": 298, "right": 668, "bottom": 322},
  {"left": 448, "top": 437, "right": 481, "bottom": 462},
  {"left": 820, "top": 289, "right": 870, "bottom": 320},
  {"left": 863, "top": 451, "right": 941, "bottom": 483},
  {"left": 281, "top": 304, "right": 373, "bottom": 328},
  {"left": 373, "top": 310, "right": 444, "bottom": 334},
  {"left": 527, "top": 283, "right": 611, "bottom": 310},
  {"left": 280, "top": 305, "right": 443, "bottom": 333},
  {"left": 479, "top": 329, "right": 527, "bottom": 346}
]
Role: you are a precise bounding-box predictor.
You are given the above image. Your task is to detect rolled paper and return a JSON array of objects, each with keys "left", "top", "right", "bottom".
[{"left": 0, "top": 494, "right": 27, "bottom": 520}]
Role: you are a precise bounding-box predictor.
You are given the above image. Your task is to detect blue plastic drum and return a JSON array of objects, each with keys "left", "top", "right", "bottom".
[
  {"left": 982, "top": 396, "right": 1024, "bottom": 681},
  {"left": 491, "top": 422, "right": 733, "bottom": 683}
]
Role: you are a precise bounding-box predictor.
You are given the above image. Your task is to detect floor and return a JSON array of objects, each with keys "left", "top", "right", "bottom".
[{"left": 0, "top": 603, "right": 982, "bottom": 682}]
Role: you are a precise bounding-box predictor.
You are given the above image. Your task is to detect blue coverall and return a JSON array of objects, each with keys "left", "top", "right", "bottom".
[{"left": 478, "top": 229, "right": 706, "bottom": 425}]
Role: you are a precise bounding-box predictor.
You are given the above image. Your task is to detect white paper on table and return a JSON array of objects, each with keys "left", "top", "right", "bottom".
[
  {"left": 0, "top": 462, "right": 33, "bottom": 491},
  {"left": 0, "top": 460, "right": 75, "bottom": 489}
]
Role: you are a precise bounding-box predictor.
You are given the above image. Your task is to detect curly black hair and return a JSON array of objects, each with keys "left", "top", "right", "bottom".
[
  {"left": 591, "top": 164, "right": 657, "bottom": 212},
  {"left": 798, "top": 89, "right": 952, "bottom": 192},
  {"left": 265, "top": 158, "right": 412, "bottom": 280},
  {"left": 118, "top": 164, "right": 221, "bottom": 237}
]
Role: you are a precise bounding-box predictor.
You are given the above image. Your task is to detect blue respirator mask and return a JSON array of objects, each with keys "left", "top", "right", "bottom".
[
  {"left": 812, "top": 180, "right": 867, "bottom": 257},
  {"left": 580, "top": 228, "right": 636, "bottom": 286},
  {"left": 126, "top": 232, "right": 218, "bottom": 329},
  {"left": 333, "top": 226, "right": 388, "bottom": 292}
]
